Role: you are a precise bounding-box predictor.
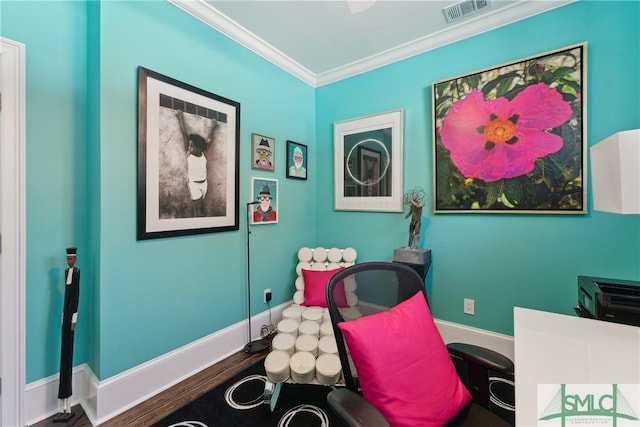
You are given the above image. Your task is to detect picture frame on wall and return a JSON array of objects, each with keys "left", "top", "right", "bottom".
[
  {"left": 251, "top": 133, "right": 275, "bottom": 172},
  {"left": 250, "top": 177, "right": 278, "bottom": 224},
  {"left": 285, "top": 140, "right": 308, "bottom": 180},
  {"left": 137, "top": 66, "right": 240, "bottom": 240},
  {"left": 432, "top": 42, "right": 587, "bottom": 214},
  {"left": 334, "top": 109, "right": 404, "bottom": 212},
  {"left": 358, "top": 146, "right": 382, "bottom": 196}
]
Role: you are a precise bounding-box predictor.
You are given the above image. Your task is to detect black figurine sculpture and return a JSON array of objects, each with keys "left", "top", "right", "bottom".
[{"left": 53, "top": 247, "right": 80, "bottom": 423}]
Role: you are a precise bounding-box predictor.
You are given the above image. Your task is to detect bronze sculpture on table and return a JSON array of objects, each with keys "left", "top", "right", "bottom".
[
  {"left": 53, "top": 247, "right": 80, "bottom": 423},
  {"left": 404, "top": 188, "right": 426, "bottom": 249}
]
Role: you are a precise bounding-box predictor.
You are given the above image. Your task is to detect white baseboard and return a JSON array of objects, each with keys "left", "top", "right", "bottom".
[
  {"left": 25, "top": 303, "right": 287, "bottom": 426},
  {"left": 435, "top": 318, "right": 514, "bottom": 361},
  {"left": 24, "top": 364, "right": 89, "bottom": 426},
  {"left": 25, "top": 305, "right": 513, "bottom": 426}
]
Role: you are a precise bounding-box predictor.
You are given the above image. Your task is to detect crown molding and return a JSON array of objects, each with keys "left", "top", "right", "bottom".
[
  {"left": 169, "top": 0, "right": 575, "bottom": 88},
  {"left": 315, "top": 0, "right": 576, "bottom": 86},
  {"left": 168, "top": 0, "right": 318, "bottom": 86}
]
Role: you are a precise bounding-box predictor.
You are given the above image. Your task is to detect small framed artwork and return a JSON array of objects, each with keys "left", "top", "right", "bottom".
[
  {"left": 432, "top": 42, "right": 586, "bottom": 214},
  {"left": 334, "top": 109, "right": 404, "bottom": 212},
  {"left": 286, "top": 140, "right": 308, "bottom": 180},
  {"left": 358, "top": 146, "right": 382, "bottom": 196},
  {"left": 250, "top": 177, "right": 278, "bottom": 224},
  {"left": 137, "top": 67, "right": 240, "bottom": 240},
  {"left": 251, "top": 133, "right": 275, "bottom": 171}
]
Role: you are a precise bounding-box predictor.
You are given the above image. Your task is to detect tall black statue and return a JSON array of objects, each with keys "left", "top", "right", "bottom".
[{"left": 54, "top": 247, "right": 80, "bottom": 423}]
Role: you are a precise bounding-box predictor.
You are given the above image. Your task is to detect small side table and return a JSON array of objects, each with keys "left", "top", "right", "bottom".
[{"left": 393, "top": 248, "right": 432, "bottom": 283}]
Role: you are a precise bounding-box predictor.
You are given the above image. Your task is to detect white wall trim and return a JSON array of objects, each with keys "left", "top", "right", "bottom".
[
  {"left": 24, "top": 365, "right": 89, "bottom": 426},
  {"left": 168, "top": 0, "right": 317, "bottom": 86},
  {"left": 435, "top": 318, "right": 514, "bottom": 362},
  {"left": 26, "top": 303, "right": 287, "bottom": 426},
  {"left": 315, "top": 0, "right": 574, "bottom": 86},
  {"left": 168, "top": 0, "right": 574, "bottom": 87},
  {"left": 25, "top": 304, "right": 514, "bottom": 426},
  {"left": 0, "top": 36, "right": 27, "bottom": 427}
]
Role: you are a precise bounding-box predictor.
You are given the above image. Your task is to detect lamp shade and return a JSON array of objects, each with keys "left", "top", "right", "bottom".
[{"left": 590, "top": 129, "right": 640, "bottom": 214}]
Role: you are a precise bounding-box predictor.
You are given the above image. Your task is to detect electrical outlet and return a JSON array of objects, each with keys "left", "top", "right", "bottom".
[
  {"left": 264, "top": 288, "right": 272, "bottom": 304},
  {"left": 463, "top": 298, "right": 475, "bottom": 315}
]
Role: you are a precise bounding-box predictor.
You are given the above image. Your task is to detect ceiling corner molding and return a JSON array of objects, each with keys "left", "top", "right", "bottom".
[
  {"left": 168, "top": 0, "right": 318, "bottom": 87},
  {"left": 169, "top": 0, "right": 575, "bottom": 88},
  {"left": 316, "top": 0, "right": 576, "bottom": 86}
]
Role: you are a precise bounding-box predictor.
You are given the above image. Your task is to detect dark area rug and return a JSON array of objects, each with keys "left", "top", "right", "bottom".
[{"left": 152, "top": 358, "right": 349, "bottom": 427}]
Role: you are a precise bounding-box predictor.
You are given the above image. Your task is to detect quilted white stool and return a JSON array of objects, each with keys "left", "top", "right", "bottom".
[{"left": 262, "top": 246, "right": 358, "bottom": 412}]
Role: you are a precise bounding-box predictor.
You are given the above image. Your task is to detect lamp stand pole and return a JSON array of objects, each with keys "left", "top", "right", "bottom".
[{"left": 244, "top": 202, "right": 270, "bottom": 353}]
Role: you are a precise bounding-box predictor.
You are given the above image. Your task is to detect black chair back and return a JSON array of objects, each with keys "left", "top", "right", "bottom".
[{"left": 325, "top": 262, "right": 427, "bottom": 391}]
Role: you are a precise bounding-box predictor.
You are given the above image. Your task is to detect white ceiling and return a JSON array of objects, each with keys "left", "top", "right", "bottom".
[{"left": 169, "top": 0, "right": 573, "bottom": 87}]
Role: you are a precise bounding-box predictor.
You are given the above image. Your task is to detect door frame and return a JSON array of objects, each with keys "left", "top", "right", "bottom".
[{"left": 1, "top": 36, "right": 27, "bottom": 427}]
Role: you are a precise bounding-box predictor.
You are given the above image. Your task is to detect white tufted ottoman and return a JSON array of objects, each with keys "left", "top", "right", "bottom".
[{"left": 263, "top": 247, "right": 359, "bottom": 411}]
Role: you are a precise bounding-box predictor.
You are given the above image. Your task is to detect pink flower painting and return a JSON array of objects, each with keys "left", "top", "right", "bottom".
[
  {"left": 440, "top": 83, "right": 573, "bottom": 183},
  {"left": 432, "top": 44, "right": 585, "bottom": 212}
]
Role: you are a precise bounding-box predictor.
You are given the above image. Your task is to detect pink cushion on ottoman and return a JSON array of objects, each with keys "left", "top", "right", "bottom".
[
  {"left": 337, "top": 292, "right": 471, "bottom": 427},
  {"left": 301, "top": 268, "right": 347, "bottom": 307}
]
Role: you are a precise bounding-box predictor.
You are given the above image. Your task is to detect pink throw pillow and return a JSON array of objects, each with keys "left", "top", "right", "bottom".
[
  {"left": 337, "top": 292, "right": 471, "bottom": 427},
  {"left": 301, "top": 268, "right": 347, "bottom": 307}
]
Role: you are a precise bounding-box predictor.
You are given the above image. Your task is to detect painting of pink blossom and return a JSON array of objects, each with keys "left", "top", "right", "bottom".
[{"left": 432, "top": 43, "right": 586, "bottom": 213}]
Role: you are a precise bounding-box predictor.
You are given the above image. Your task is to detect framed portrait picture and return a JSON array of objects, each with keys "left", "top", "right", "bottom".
[
  {"left": 137, "top": 67, "right": 240, "bottom": 240},
  {"left": 251, "top": 133, "right": 275, "bottom": 172},
  {"left": 286, "top": 140, "right": 308, "bottom": 180},
  {"left": 334, "top": 109, "right": 404, "bottom": 212},
  {"left": 432, "top": 42, "right": 587, "bottom": 214},
  {"left": 250, "top": 177, "right": 278, "bottom": 224},
  {"left": 358, "top": 146, "right": 382, "bottom": 196}
]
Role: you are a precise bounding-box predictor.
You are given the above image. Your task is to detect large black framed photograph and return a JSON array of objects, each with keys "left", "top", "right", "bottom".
[
  {"left": 432, "top": 43, "right": 586, "bottom": 214},
  {"left": 137, "top": 67, "right": 240, "bottom": 239}
]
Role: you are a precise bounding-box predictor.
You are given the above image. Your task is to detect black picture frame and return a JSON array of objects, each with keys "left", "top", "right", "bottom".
[
  {"left": 285, "top": 140, "right": 308, "bottom": 180},
  {"left": 357, "top": 146, "right": 382, "bottom": 196},
  {"left": 137, "top": 67, "right": 240, "bottom": 239}
]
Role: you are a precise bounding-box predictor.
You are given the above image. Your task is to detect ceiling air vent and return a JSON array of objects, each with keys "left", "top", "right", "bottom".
[{"left": 443, "top": 0, "right": 491, "bottom": 23}]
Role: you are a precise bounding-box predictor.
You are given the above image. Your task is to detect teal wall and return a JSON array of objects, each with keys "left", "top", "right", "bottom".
[
  {"left": 2, "top": 0, "right": 316, "bottom": 381},
  {"left": 2, "top": 0, "right": 93, "bottom": 383},
  {"left": 1, "top": 0, "right": 638, "bottom": 385},
  {"left": 95, "top": 1, "right": 316, "bottom": 378},
  {"left": 316, "top": 0, "right": 640, "bottom": 335}
]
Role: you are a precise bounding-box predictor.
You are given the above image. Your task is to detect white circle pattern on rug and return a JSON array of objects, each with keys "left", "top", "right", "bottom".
[
  {"left": 277, "top": 404, "right": 329, "bottom": 427},
  {"left": 167, "top": 422, "right": 208, "bottom": 427},
  {"left": 224, "top": 374, "right": 267, "bottom": 410}
]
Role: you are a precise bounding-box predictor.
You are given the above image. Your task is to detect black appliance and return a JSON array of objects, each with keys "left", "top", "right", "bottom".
[{"left": 576, "top": 275, "right": 640, "bottom": 327}]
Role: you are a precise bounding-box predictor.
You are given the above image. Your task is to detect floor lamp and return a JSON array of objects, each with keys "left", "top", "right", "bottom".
[{"left": 244, "top": 201, "right": 271, "bottom": 353}]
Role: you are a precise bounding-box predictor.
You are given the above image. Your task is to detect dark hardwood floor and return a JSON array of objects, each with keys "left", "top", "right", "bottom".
[{"left": 31, "top": 350, "right": 266, "bottom": 427}]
